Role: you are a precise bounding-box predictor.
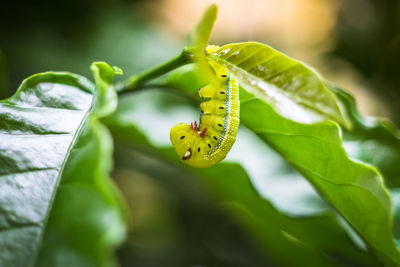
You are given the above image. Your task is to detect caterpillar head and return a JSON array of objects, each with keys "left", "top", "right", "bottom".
[{"left": 170, "top": 122, "right": 212, "bottom": 168}]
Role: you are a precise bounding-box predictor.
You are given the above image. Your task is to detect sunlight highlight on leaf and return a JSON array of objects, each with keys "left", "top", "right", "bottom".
[{"left": 208, "top": 42, "right": 349, "bottom": 126}]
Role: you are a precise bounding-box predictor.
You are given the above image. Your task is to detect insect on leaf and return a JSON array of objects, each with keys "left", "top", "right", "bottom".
[
  {"left": 208, "top": 42, "right": 349, "bottom": 126},
  {"left": 170, "top": 61, "right": 239, "bottom": 168}
]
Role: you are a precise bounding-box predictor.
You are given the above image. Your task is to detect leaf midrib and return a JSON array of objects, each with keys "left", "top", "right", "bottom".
[{"left": 30, "top": 97, "right": 95, "bottom": 267}]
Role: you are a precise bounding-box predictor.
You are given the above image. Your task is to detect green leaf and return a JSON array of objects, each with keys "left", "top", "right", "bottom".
[
  {"left": 187, "top": 4, "right": 217, "bottom": 49},
  {"left": 187, "top": 4, "right": 218, "bottom": 83},
  {"left": 36, "top": 119, "right": 126, "bottom": 267},
  {"left": 330, "top": 85, "right": 400, "bottom": 248},
  {"left": 0, "top": 72, "right": 94, "bottom": 266},
  {"left": 91, "top": 62, "right": 122, "bottom": 118},
  {"left": 207, "top": 42, "right": 348, "bottom": 126},
  {"left": 331, "top": 85, "right": 400, "bottom": 189},
  {"left": 163, "top": 64, "right": 400, "bottom": 265},
  {"left": 36, "top": 62, "right": 126, "bottom": 266},
  {"left": 104, "top": 91, "right": 380, "bottom": 266},
  {"left": 392, "top": 190, "right": 400, "bottom": 245},
  {"left": 0, "top": 63, "right": 126, "bottom": 266},
  {"left": 239, "top": 87, "right": 400, "bottom": 265}
]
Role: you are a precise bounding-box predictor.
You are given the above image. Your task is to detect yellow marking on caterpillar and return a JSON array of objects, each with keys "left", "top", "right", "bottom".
[{"left": 170, "top": 61, "right": 240, "bottom": 168}]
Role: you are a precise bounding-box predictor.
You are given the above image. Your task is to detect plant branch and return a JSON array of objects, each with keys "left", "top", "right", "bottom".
[{"left": 116, "top": 48, "right": 193, "bottom": 95}]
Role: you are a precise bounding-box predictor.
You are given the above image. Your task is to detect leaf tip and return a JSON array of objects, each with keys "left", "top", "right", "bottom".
[
  {"left": 207, "top": 4, "right": 218, "bottom": 17},
  {"left": 112, "top": 66, "right": 123, "bottom": 76},
  {"left": 189, "top": 4, "right": 218, "bottom": 48}
]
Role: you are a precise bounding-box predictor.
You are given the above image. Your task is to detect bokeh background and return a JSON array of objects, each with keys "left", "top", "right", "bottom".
[
  {"left": 1, "top": 0, "right": 399, "bottom": 266},
  {"left": 2, "top": 0, "right": 400, "bottom": 121}
]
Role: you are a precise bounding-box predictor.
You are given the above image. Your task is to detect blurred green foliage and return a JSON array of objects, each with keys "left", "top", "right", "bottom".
[{"left": 1, "top": 1, "right": 400, "bottom": 266}]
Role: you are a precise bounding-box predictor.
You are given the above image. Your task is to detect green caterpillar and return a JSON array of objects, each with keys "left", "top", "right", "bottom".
[{"left": 170, "top": 60, "right": 240, "bottom": 168}]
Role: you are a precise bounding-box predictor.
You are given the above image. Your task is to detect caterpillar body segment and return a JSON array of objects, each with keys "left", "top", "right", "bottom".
[{"left": 170, "top": 61, "right": 240, "bottom": 168}]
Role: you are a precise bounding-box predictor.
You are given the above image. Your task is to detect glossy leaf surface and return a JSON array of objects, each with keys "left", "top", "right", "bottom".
[
  {"left": 36, "top": 119, "right": 126, "bottom": 267},
  {"left": 36, "top": 62, "right": 126, "bottom": 267},
  {"left": 0, "top": 62, "right": 126, "bottom": 267},
  {"left": 208, "top": 42, "right": 347, "bottom": 125},
  {"left": 0, "top": 72, "right": 94, "bottom": 266}
]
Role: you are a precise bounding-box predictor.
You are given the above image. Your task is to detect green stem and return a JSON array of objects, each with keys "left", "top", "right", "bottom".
[{"left": 117, "top": 48, "right": 193, "bottom": 94}]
